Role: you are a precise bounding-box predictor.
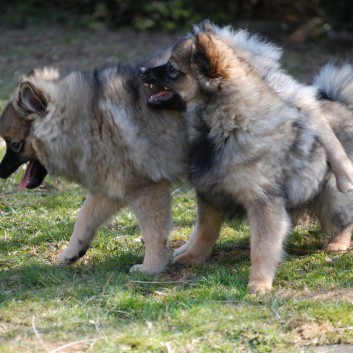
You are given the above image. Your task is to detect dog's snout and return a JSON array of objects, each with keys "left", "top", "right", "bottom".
[
  {"left": 139, "top": 67, "right": 149, "bottom": 81},
  {"left": 139, "top": 67, "right": 150, "bottom": 80},
  {"left": 139, "top": 66, "right": 154, "bottom": 82}
]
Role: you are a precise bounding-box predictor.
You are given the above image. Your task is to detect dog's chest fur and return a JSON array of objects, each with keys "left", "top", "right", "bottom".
[{"left": 188, "top": 99, "right": 328, "bottom": 208}]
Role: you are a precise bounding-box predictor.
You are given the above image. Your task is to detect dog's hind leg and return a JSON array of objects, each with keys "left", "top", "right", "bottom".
[
  {"left": 59, "top": 195, "right": 122, "bottom": 265},
  {"left": 129, "top": 180, "right": 172, "bottom": 274},
  {"left": 326, "top": 224, "right": 352, "bottom": 252},
  {"left": 313, "top": 111, "right": 353, "bottom": 193},
  {"left": 312, "top": 179, "right": 353, "bottom": 252},
  {"left": 247, "top": 197, "right": 291, "bottom": 294},
  {"left": 173, "top": 198, "right": 223, "bottom": 265}
]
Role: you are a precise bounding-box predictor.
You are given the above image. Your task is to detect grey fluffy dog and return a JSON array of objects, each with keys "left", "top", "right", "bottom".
[
  {"left": 140, "top": 21, "right": 353, "bottom": 293},
  {"left": 0, "top": 48, "right": 188, "bottom": 274}
]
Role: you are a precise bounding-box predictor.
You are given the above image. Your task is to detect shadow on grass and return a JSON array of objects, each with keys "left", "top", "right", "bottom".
[
  {"left": 0, "top": 247, "right": 251, "bottom": 303},
  {"left": 1, "top": 223, "right": 352, "bottom": 317}
]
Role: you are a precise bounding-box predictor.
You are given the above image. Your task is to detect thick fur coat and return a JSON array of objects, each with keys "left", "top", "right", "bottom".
[
  {"left": 0, "top": 50, "right": 188, "bottom": 274},
  {"left": 140, "top": 23, "right": 353, "bottom": 293}
]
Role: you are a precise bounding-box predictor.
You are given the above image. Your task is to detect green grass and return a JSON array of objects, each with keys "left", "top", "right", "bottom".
[{"left": 0, "top": 144, "right": 352, "bottom": 353}]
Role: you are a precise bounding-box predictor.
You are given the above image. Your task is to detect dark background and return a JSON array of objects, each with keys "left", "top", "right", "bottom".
[
  {"left": 1, "top": 0, "right": 353, "bottom": 101},
  {"left": 0, "top": 0, "right": 352, "bottom": 35}
]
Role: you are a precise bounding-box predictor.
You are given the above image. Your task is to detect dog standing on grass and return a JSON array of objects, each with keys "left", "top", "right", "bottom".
[
  {"left": 0, "top": 49, "right": 188, "bottom": 274},
  {"left": 140, "top": 23, "right": 353, "bottom": 293}
]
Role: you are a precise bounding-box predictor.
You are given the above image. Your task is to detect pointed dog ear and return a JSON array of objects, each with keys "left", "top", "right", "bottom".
[
  {"left": 193, "top": 32, "right": 226, "bottom": 79},
  {"left": 191, "top": 33, "right": 225, "bottom": 93},
  {"left": 201, "top": 19, "right": 215, "bottom": 34},
  {"left": 191, "top": 44, "right": 211, "bottom": 77},
  {"left": 18, "top": 82, "right": 47, "bottom": 117}
]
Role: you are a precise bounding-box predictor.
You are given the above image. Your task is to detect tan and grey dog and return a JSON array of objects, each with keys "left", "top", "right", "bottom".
[
  {"left": 0, "top": 49, "right": 188, "bottom": 274},
  {"left": 140, "top": 23, "right": 353, "bottom": 293}
]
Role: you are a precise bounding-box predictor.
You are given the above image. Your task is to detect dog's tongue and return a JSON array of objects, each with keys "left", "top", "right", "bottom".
[
  {"left": 149, "top": 90, "right": 174, "bottom": 104},
  {"left": 19, "top": 161, "right": 35, "bottom": 190}
]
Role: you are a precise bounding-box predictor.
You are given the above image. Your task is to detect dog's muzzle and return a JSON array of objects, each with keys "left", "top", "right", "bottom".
[{"left": 139, "top": 67, "right": 152, "bottom": 82}]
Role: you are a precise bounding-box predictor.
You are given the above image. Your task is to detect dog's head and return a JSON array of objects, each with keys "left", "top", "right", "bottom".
[
  {"left": 0, "top": 68, "right": 59, "bottom": 189},
  {"left": 140, "top": 21, "right": 232, "bottom": 107}
]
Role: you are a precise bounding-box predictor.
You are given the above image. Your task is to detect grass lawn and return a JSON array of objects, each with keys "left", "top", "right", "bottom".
[
  {"left": 1, "top": 26, "right": 353, "bottom": 353},
  {"left": 0, "top": 143, "right": 352, "bottom": 352}
]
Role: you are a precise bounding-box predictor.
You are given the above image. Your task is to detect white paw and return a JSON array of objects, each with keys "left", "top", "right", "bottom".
[
  {"left": 173, "top": 241, "right": 191, "bottom": 257},
  {"left": 129, "top": 261, "right": 167, "bottom": 275},
  {"left": 336, "top": 179, "right": 353, "bottom": 193}
]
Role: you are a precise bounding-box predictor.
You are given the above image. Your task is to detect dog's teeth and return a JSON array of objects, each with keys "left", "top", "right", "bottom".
[
  {"left": 150, "top": 84, "right": 154, "bottom": 89},
  {"left": 144, "top": 83, "right": 148, "bottom": 87}
]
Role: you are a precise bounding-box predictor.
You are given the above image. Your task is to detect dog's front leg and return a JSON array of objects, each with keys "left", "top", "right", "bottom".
[
  {"left": 174, "top": 195, "right": 224, "bottom": 265},
  {"left": 247, "top": 197, "right": 291, "bottom": 294},
  {"left": 129, "top": 180, "right": 172, "bottom": 274},
  {"left": 59, "top": 195, "right": 122, "bottom": 265}
]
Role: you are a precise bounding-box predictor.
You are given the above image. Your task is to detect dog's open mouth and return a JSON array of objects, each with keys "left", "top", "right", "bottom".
[
  {"left": 145, "top": 84, "right": 175, "bottom": 104},
  {"left": 19, "top": 160, "right": 48, "bottom": 190},
  {"left": 144, "top": 83, "right": 185, "bottom": 110}
]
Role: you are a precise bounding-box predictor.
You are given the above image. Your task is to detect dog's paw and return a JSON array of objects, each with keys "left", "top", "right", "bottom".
[
  {"left": 247, "top": 280, "right": 272, "bottom": 295},
  {"left": 173, "top": 251, "right": 205, "bottom": 265},
  {"left": 129, "top": 264, "right": 145, "bottom": 273},
  {"left": 325, "top": 242, "right": 350, "bottom": 253},
  {"left": 59, "top": 246, "right": 88, "bottom": 265},
  {"left": 173, "top": 241, "right": 191, "bottom": 257},
  {"left": 336, "top": 177, "right": 353, "bottom": 194},
  {"left": 129, "top": 263, "right": 166, "bottom": 275}
]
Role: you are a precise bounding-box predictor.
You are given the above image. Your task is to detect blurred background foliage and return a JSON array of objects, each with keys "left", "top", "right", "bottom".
[{"left": 0, "top": 0, "right": 352, "bottom": 33}]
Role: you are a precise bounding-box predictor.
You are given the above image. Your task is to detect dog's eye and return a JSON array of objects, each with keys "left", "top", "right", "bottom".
[
  {"left": 167, "top": 63, "right": 179, "bottom": 79},
  {"left": 10, "top": 141, "right": 23, "bottom": 153}
]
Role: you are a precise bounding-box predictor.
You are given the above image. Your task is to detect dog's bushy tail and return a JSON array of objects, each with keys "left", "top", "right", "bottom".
[{"left": 313, "top": 63, "right": 353, "bottom": 106}]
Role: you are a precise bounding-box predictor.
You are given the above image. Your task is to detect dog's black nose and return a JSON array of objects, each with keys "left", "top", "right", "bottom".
[{"left": 140, "top": 67, "right": 151, "bottom": 82}]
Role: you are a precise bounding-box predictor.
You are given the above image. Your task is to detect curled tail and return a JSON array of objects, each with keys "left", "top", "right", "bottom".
[{"left": 313, "top": 63, "right": 353, "bottom": 106}]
